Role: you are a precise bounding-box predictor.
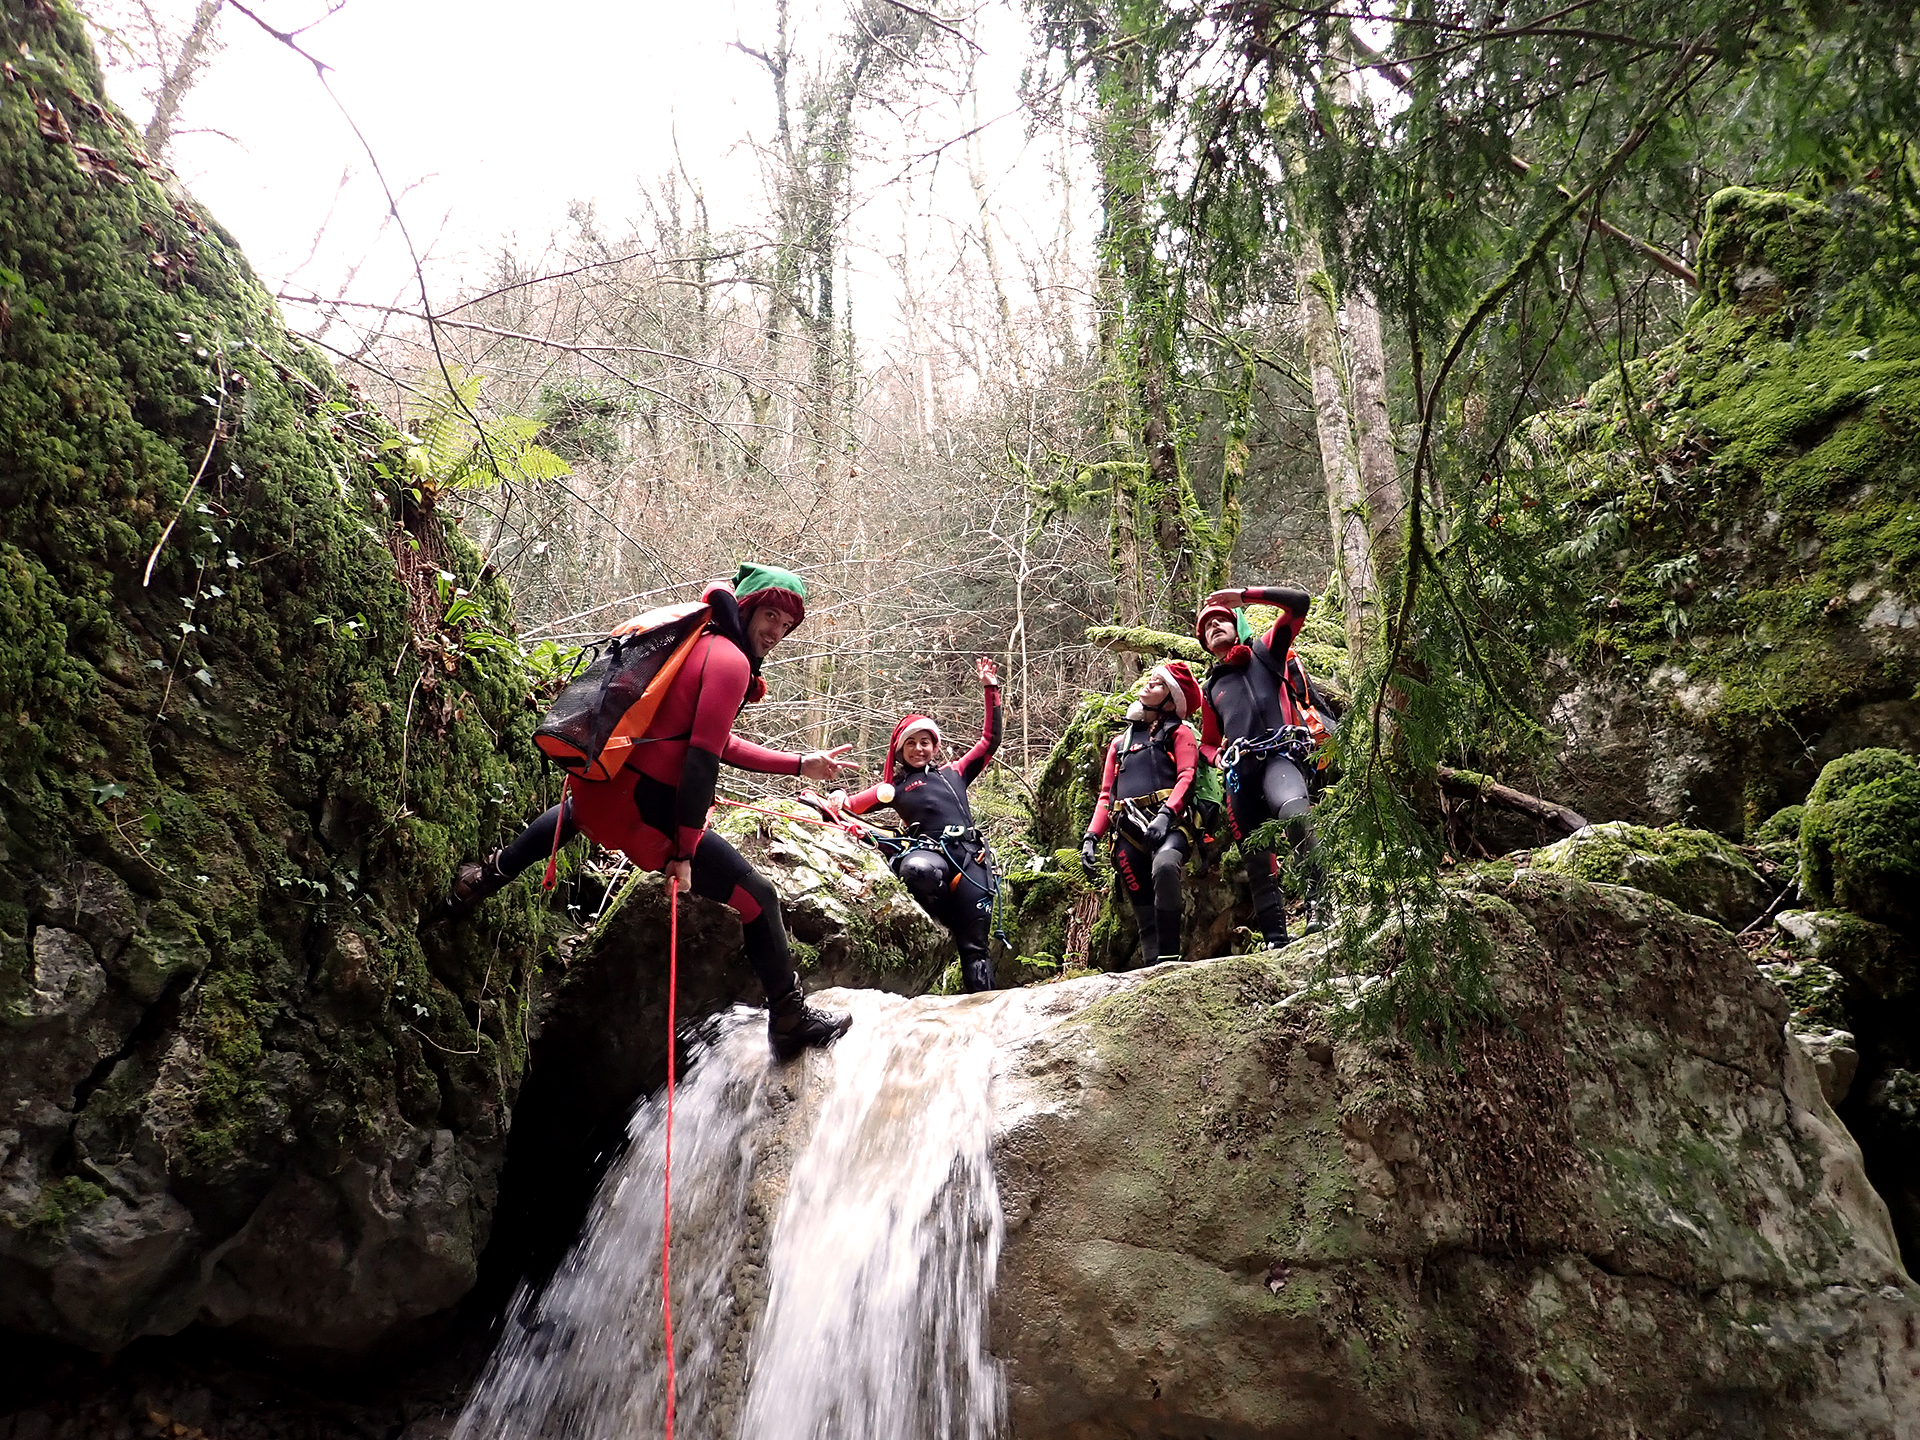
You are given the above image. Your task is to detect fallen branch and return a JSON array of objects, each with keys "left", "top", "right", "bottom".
[{"left": 1436, "top": 765, "right": 1588, "bottom": 837}]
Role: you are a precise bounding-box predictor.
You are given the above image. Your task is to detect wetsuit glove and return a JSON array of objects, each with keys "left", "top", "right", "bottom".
[
  {"left": 1144, "top": 807, "right": 1175, "bottom": 848},
  {"left": 1079, "top": 835, "right": 1100, "bottom": 880}
]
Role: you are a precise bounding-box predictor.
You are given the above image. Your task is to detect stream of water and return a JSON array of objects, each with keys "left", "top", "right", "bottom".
[{"left": 453, "top": 985, "right": 1046, "bottom": 1440}]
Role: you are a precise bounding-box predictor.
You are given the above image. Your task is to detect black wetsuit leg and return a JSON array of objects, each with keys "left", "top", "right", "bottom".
[
  {"left": 1227, "top": 758, "right": 1288, "bottom": 945},
  {"left": 494, "top": 801, "right": 578, "bottom": 878},
  {"left": 895, "top": 846, "right": 997, "bottom": 992},
  {"left": 1114, "top": 832, "right": 1190, "bottom": 967},
  {"left": 687, "top": 829, "right": 798, "bottom": 1000}
]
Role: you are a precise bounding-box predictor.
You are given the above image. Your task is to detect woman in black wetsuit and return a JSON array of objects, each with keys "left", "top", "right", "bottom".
[
  {"left": 1078, "top": 661, "right": 1204, "bottom": 969},
  {"left": 832, "top": 656, "right": 1003, "bottom": 992}
]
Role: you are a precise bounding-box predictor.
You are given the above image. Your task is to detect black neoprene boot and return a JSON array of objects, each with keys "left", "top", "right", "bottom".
[
  {"left": 1153, "top": 904, "right": 1182, "bottom": 964},
  {"left": 1253, "top": 898, "right": 1290, "bottom": 951},
  {"left": 446, "top": 850, "right": 509, "bottom": 919},
  {"left": 767, "top": 987, "right": 853, "bottom": 1060}
]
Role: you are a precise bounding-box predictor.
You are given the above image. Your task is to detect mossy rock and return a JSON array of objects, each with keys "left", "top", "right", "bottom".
[
  {"left": 1529, "top": 821, "right": 1769, "bottom": 930},
  {"left": 1696, "top": 186, "right": 1838, "bottom": 319},
  {"left": 1532, "top": 188, "right": 1920, "bottom": 835},
  {"left": 0, "top": 2, "right": 551, "bottom": 1354},
  {"left": 1800, "top": 747, "right": 1920, "bottom": 926}
]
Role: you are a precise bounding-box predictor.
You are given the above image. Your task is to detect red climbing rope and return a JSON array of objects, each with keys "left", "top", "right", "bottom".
[
  {"left": 540, "top": 775, "right": 572, "bottom": 892},
  {"left": 662, "top": 873, "right": 679, "bottom": 1439}
]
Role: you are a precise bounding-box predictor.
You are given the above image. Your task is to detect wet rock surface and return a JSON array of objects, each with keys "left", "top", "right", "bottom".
[{"left": 988, "top": 874, "right": 1920, "bottom": 1438}]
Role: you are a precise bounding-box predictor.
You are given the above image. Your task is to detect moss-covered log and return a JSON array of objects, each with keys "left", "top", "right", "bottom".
[{"left": 0, "top": 2, "right": 551, "bottom": 1355}]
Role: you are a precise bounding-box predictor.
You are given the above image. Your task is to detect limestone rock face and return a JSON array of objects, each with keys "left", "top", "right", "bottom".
[
  {"left": 0, "top": 6, "right": 548, "bottom": 1356},
  {"left": 987, "top": 875, "right": 1919, "bottom": 1438}
]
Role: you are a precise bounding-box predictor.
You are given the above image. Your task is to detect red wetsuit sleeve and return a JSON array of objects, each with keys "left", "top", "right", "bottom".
[
  {"left": 1244, "top": 586, "right": 1311, "bottom": 652},
  {"left": 721, "top": 732, "right": 805, "bottom": 775},
  {"left": 843, "top": 783, "right": 885, "bottom": 816},
  {"left": 1087, "top": 739, "right": 1120, "bottom": 839},
  {"left": 1199, "top": 695, "right": 1224, "bottom": 765},
  {"left": 956, "top": 684, "right": 1002, "bottom": 783},
  {"left": 1166, "top": 724, "right": 1199, "bottom": 814},
  {"left": 674, "top": 639, "right": 755, "bottom": 859}
]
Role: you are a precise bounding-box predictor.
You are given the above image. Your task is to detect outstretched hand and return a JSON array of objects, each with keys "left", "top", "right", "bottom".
[
  {"left": 976, "top": 655, "right": 1000, "bottom": 688},
  {"left": 799, "top": 744, "right": 859, "bottom": 784},
  {"left": 1202, "top": 588, "right": 1245, "bottom": 613}
]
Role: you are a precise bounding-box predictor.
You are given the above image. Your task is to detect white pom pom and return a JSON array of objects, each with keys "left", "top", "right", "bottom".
[{"left": 876, "top": 783, "right": 896, "bottom": 805}]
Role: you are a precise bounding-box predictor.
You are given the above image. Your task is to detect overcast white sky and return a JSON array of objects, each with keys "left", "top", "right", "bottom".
[{"left": 89, "top": 0, "right": 1091, "bottom": 362}]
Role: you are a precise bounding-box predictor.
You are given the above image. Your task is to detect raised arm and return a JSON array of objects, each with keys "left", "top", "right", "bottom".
[
  {"left": 1203, "top": 585, "right": 1311, "bottom": 651},
  {"left": 956, "top": 668, "right": 1003, "bottom": 783}
]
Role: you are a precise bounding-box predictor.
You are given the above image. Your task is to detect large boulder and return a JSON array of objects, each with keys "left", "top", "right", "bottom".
[
  {"left": 989, "top": 874, "right": 1919, "bottom": 1436},
  {"left": 1528, "top": 819, "right": 1770, "bottom": 928},
  {"left": 0, "top": 5, "right": 549, "bottom": 1355},
  {"left": 1535, "top": 188, "right": 1920, "bottom": 835}
]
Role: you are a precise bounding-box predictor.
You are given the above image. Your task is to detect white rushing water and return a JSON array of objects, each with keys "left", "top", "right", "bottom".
[{"left": 454, "top": 983, "right": 1085, "bottom": 1440}]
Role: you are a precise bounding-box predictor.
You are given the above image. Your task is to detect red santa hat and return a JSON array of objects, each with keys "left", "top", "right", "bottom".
[
  {"left": 884, "top": 714, "right": 943, "bottom": 784},
  {"left": 1147, "top": 660, "right": 1202, "bottom": 719}
]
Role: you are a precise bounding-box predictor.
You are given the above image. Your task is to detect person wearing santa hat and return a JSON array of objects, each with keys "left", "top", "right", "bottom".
[
  {"left": 831, "top": 655, "right": 1003, "bottom": 992},
  {"left": 1194, "top": 583, "right": 1329, "bottom": 948},
  {"left": 447, "top": 562, "right": 860, "bottom": 1059},
  {"left": 1078, "top": 660, "right": 1203, "bottom": 969}
]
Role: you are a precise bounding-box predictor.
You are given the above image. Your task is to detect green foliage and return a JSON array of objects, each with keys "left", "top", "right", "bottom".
[
  {"left": 1800, "top": 748, "right": 1920, "bottom": 925},
  {"left": 400, "top": 370, "right": 571, "bottom": 497}
]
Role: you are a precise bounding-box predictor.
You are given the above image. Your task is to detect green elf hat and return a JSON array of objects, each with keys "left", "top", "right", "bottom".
[{"left": 733, "top": 561, "right": 807, "bottom": 625}]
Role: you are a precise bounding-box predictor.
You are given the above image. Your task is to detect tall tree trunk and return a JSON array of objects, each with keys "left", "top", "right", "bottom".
[
  {"left": 141, "top": 0, "right": 223, "bottom": 161},
  {"left": 1296, "top": 234, "right": 1379, "bottom": 668},
  {"left": 1345, "top": 285, "right": 1404, "bottom": 585}
]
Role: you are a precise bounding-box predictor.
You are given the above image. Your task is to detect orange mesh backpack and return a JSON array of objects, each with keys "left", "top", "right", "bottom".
[{"left": 533, "top": 601, "right": 710, "bottom": 782}]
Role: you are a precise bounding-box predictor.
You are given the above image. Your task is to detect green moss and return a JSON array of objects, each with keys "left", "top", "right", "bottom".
[
  {"left": 1530, "top": 822, "right": 1764, "bottom": 927},
  {"left": 1800, "top": 748, "right": 1920, "bottom": 924},
  {"left": 1084, "top": 624, "right": 1208, "bottom": 665},
  {"left": 1696, "top": 187, "right": 1838, "bottom": 317},
  {"left": 1532, "top": 191, "right": 1920, "bottom": 823},
  {"left": 10, "top": 1177, "right": 107, "bottom": 1240},
  {"left": 0, "top": 3, "right": 552, "bottom": 1189},
  {"left": 1756, "top": 959, "right": 1850, "bottom": 1031}
]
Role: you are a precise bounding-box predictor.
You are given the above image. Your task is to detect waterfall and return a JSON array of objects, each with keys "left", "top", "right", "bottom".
[{"left": 455, "top": 984, "right": 1063, "bottom": 1440}]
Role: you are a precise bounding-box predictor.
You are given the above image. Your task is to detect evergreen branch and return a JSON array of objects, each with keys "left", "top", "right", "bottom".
[
  {"left": 1341, "top": 24, "right": 1699, "bottom": 288},
  {"left": 1386, "top": 31, "right": 1717, "bottom": 704}
]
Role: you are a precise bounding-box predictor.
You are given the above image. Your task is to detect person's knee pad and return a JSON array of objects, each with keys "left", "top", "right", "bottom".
[
  {"left": 896, "top": 850, "right": 948, "bottom": 900},
  {"left": 1264, "top": 762, "right": 1311, "bottom": 820},
  {"left": 1150, "top": 850, "right": 1184, "bottom": 907}
]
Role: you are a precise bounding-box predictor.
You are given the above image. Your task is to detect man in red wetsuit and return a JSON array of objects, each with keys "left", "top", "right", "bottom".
[
  {"left": 1077, "top": 661, "right": 1203, "bottom": 968},
  {"left": 449, "top": 563, "right": 858, "bottom": 1059}
]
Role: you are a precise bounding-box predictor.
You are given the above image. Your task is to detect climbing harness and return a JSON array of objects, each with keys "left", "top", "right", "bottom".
[
  {"left": 1219, "top": 727, "right": 1318, "bottom": 789},
  {"left": 662, "top": 874, "right": 680, "bottom": 1439}
]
